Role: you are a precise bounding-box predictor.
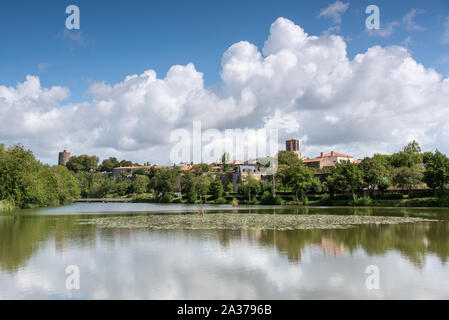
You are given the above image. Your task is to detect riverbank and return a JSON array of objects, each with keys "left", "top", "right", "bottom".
[{"left": 128, "top": 193, "right": 449, "bottom": 208}]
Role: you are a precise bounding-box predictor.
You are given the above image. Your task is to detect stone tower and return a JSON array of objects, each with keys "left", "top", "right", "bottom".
[
  {"left": 286, "top": 139, "right": 302, "bottom": 158},
  {"left": 58, "top": 150, "right": 71, "bottom": 166}
]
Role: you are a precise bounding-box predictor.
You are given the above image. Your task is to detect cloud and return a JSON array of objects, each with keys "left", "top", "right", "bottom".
[
  {"left": 37, "top": 63, "right": 50, "bottom": 72},
  {"left": 318, "top": 1, "right": 349, "bottom": 24},
  {"left": 443, "top": 16, "right": 449, "bottom": 43},
  {"left": 1, "top": 17, "right": 449, "bottom": 164},
  {"left": 403, "top": 9, "right": 426, "bottom": 31},
  {"left": 366, "top": 21, "right": 400, "bottom": 37}
]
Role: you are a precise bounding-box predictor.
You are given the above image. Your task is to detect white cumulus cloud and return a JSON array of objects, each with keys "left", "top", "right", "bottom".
[{"left": 1, "top": 17, "right": 449, "bottom": 164}]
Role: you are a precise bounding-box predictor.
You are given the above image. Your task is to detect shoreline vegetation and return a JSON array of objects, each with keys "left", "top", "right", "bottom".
[{"left": 2, "top": 140, "right": 449, "bottom": 212}]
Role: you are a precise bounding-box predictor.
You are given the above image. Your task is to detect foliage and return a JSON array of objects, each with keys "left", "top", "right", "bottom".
[
  {"left": 349, "top": 196, "right": 372, "bottom": 207},
  {"left": 97, "top": 157, "right": 120, "bottom": 172},
  {"left": 439, "top": 193, "right": 449, "bottom": 207},
  {"left": 209, "top": 177, "right": 224, "bottom": 200},
  {"left": 423, "top": 150, "right": 449, "bottom": 194},
  {"left": 195, "top": 176, "right": 211, "bottom": 202},
  {"left": 181, "top": 171, "right": 197, "bottom": 203},
  {"left": 359, "top": 156, "right": 388, "bottom": 195},
  {"left": 377, "top": 177, "right": 390, "bottom": 193},
  {"left": 0, "top": 145, "right": 80, "bottom": 209},
  {"left": 277, "top": 151, "right": 301, "bottom": 167},
  {"left": 260, "top": 191, "right": 283, "bottom": 205},
  {"left": 377, "top": 193, "right": 404, "bottom": 200},
  {"left": 131, "top": 175, "right": 150, "bottom": 194},
  {"left": 282, "top": 164, "right": 314, "bottom": 203},
  {"left": 66, "top": 154, "right": 99, "bottom": 173},
  {"left": 393, "top": 167, "right": 423, "bottom": 192},
  {"left": 329, "top": 161, "right": 365, "bottom": 202},
  {"left": 51, "top": 165, "right": 81, "bottom": 204},
  {"left": 389, "top": 141, "right": 423, "bottom": 168},
  {"left": 149, "top": 169, "right": 175, "bottom": 200},
  {"left": 238, "top": 174, "right": 261, "bottom": 202}
]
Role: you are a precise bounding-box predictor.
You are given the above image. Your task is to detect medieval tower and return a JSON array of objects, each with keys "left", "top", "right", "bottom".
[{"left": 58, "top": 150, "right": 71, "bottom": 166}]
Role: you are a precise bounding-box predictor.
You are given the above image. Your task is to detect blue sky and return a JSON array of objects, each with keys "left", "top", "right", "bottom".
[
  {"left": 1, "top": 0, "right": 449, "bottom": 164},
  {"left": 1, "top": 0, "right": 448, "bottom": 103}
]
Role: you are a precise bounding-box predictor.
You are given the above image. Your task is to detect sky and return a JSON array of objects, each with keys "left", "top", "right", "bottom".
[{"left": 1, "top": 0, "right": 449, "bottom": 165}]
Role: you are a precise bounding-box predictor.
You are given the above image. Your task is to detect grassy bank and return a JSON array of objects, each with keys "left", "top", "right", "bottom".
[{"left": 129, "top": 192, "right": 449, "bottom": 208}]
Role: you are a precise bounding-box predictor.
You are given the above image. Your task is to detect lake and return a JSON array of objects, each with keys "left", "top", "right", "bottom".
[{"left": 1, "top": 203, "right": 448, "bottom": 299}]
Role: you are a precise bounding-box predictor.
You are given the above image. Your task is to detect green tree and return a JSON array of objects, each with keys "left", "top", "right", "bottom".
[
  {"left": 226, "top": 182, "right": 234, "bottom": 194},
  {"left": 195, "top": 176, "right": 211, "bottom": 203},
  {"left": 209, "top": 177, "right": 224, "bottom": 200},
  {"left": 277, "top": 151, "right": 301, "bottom": 167},
  {"left": 282, "top": 164, "right": 314, "bottom": 203},
  {"left": 423, "top": 150, "right": 449, "bottom": 195},
  {"left": 392, "top": 167, "right": 423, "bottom": 192},
  {"left": 238, "top": 174, "right": 261, "bottom": 202},
  {"left": 389, "top": 141, "right": 423, "bottom": 168},
  {"left": 131, "top": 175, "right": 150, "bottom": 194},
  {"left": 359, "top": 156, "right": 388, "bottom": 196},
  {"left": 97, "top": 157, "right": 120, "bottom": 172},
  {"left": 150, "top": 169, "right": 174, "bottom": 201},
  {"left": 377, "top": 177, "right": 390, "bottom": 193},
  {"left": 330, "top": 161, "right": 365, "bottom": 202},
  {"left": 66, "top": 154, "right": 99, "bottom": 173},
  {"left": 181, "top": 171, "right": 197, "bottom": 203},
  {"left": 51, "top": 165, "right": 81, "bottom": 204},
  {"left": 0, "top": 145, "right": 69, "bottom": 208}
]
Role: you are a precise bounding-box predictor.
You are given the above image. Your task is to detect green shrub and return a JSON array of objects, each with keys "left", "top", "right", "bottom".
[
  {"left": 439, "top": 193, "right": 449, "bottom": 207},
  {"left": 260, "top": 191, "right": 283, "bottom": 205},
  {"left": 406, "top": 197, "right": 439, "bottom": 207},
  {"left": 377, "top": 193, "right": 404, "bottom": 200},
  {"left": 350, "top": 196, "right": 372, "bottom": 206},
  {"left": 159, "top": 193, "right": 172, "bottom": 203},
  {"left": 214, "top": 197, "right": 227, "bottom": 204},
  {"left": 331, "top": 194, "right": 354, "bottom": 201},
  {"left": 0, "top": 199, "right": 15, "bottom": 212},
  {"left": 408, "top": 190, "right": 435, "bottom": 199}
]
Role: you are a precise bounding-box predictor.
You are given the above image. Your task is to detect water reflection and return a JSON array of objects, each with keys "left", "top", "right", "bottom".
[{"left": 1, "top": 205, "right": 449, "bottom": 299}]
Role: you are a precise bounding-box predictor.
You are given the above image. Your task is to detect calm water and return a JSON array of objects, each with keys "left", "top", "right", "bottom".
[{"left": 1, "top": 203, "right": 449, "bottom": 299}]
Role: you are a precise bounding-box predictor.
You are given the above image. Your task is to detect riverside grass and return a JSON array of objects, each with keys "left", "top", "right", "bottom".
[{"left": 79, "top": 214, "right": 435, "bottom": 231}]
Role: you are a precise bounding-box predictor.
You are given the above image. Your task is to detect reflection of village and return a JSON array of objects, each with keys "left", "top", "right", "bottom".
[{"left": 1, "top": 213, "right": 446, "bottom": 273}]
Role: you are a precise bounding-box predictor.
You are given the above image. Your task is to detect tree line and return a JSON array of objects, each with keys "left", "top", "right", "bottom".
[{"left": 1, "top": 141, "right": 449, "bottom": 210}]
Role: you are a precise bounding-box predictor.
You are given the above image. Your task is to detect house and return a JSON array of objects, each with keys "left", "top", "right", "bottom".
[
  {"left": 303, "top": 151, "right": 354, "bottom": 169},
  {"left": 112, "top": 165, "right": 152, "bottom": 178},
  {"left": 232, "top": 165, "right": 261, "bottom": 192}
]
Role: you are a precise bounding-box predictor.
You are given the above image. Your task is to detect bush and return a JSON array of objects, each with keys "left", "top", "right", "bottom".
[
  {"left": 214, "top": 197, "right": 227, "bottom": 204},
  {"left": 0, "top": 199, "right": 15, "bottom": 212},
  {"left": 350, "top": 196, "right": 372, "bottom": 207},
  {"left": 406, "top": 197, "right": 439, "bottom": 207},
  {"left": 159, "top": 193, "right": 172, "bottom": 203},
  {"left": 377, "top": 192, "right": 404, "bottom": 200},
  {"left": 408, "top": 190, "right": 435, "bottom": 199},
  {"left": 439, "top": 193, "right": 449, "bottom": 207},
  {"left": 331, "top": 194, "right": 354, "bottom": 201},
  {"left": 260, "top": 191, "right": 283, "bottom": 205}
]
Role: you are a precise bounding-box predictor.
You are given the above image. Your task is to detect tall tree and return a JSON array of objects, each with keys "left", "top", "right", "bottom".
[
  {"left": 282, "top": 164, "right": 314, "bottom": 203},
  {"left": 359, "top": 156, "right": 388, "bottom": 196},
  {"left": 423, "top": 150, "right": 449, "bottom": 195},
  {"left": 97, "top": 157, "right": 120, "bottom": 172},
  {"left": 330, "top": 161, "right": 365, "bottom": 202},
  {"left": 66, "top": 155, "right": 99, "bottom": 173},
  {"left": 393, "top": 167, "right": 423, "bottom": 192}
]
